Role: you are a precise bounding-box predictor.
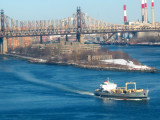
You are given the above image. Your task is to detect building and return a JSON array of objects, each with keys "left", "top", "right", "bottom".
[
  {"left": 32, "top": 38, "right": 101, "bottom": 55},
  {"left": 8, "top": 36, "right": 40, "bottom": 50},
  {"left": 88, "top": 55, "right": 112, "bottom": 62}
]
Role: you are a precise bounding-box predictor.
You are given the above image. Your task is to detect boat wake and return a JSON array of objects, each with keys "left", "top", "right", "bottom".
[
  {"left": 101, "top": 97, "right": 150, "bottom": 101},
  {"left": 12, "top": 70, "right": 94, "bottom": 96}
]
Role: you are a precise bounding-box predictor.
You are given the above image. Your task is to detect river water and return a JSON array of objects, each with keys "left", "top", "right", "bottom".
[{"left": 0, "top": 45, "right": 160, "bottom": 120}]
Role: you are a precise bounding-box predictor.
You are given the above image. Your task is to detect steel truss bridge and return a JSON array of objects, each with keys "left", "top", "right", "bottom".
[{"left": 1, "top": 7, "right": 160, "bottom": 54}]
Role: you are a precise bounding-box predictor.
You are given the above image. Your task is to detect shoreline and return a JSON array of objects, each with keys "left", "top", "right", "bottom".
[
  {"left": 99, "top": 43, "right": 160, "bottom": 46},
  {"left": 3, "top": 53, "right": 158, "bottom": 73},
  {"left": 47, "top": 62, "right": 158, "bottom": 73}
]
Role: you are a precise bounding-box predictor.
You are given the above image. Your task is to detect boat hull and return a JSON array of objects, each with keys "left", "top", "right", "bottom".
[{"left": 95, "top": 89, "right": 149, "bottom": 100}]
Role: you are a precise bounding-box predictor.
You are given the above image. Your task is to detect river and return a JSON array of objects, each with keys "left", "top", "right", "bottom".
[{"left": 0, "top": 45, "right": 160, "bottom": 120}]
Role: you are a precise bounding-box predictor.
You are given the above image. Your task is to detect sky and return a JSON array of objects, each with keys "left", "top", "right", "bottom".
[{"left": 1, "top": 0, "right": 160, "bottom": 24}]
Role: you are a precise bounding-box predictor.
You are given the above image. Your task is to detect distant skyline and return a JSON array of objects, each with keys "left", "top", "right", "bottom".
[{"left": 1, "top": 0, "right": 160, "bottom": 24}]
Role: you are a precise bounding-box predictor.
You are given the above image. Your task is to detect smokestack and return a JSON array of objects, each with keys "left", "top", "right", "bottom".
[
  {"left": 141, "top": 0, "right": 145, "bottom": 23},
  {"left": 152, "top": 0, "right": 155, "bottom": 24},
  {"left": 144, "top": 0, "right": 148, "bottom": 23},
  {"left": 124, "top": 5, "right": 127, "bottom": 24}
]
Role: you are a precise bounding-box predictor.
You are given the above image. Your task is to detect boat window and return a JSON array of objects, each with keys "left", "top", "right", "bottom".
[
  {"left": 105, "top": 91, "right": 109, "bottom": 93},
  {"left": 144, "top": 93, "right": 146, "bottom": 95}
]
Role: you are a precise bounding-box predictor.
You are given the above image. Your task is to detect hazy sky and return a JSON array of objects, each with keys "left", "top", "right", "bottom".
[{"left": 1, "top": 0, "right": 160, "bottom": 24}]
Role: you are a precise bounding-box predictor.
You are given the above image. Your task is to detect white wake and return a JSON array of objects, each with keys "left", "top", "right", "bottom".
[{"left": 12, "top": 70, "right": 94, "bottom": 96}]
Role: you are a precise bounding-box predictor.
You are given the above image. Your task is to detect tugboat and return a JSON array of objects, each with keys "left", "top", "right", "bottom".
[{"left": 95, "top": 79, "right": 149, "bottom": 100}]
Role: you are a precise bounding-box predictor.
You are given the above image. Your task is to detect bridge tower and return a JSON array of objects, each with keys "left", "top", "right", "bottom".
[
  {"left": 76, "top": 7, "right": 82, "bottom": 43},
  {"left": 0, "top": 9, "right": 8, "bottom": 54},
  {"left": 1, "top": 10, "right": 5, "bottom": 32}
]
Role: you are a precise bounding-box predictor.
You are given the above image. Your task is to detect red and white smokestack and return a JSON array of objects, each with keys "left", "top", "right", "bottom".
[
  {"left": 144, "top": 0, "right": 148, "bottom": 23},
  {"left": 124, "top": 5, "right": 127, "bottom": 24},
  {"left": 152, "top": 0, "right": 155, "bottom": 24},
  {"left": 141, "top": 0, "right": 145, "bottom": 23}
]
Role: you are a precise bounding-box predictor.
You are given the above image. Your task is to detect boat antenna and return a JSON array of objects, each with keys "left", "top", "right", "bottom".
[
  {"left": 107, "top": 77, "right": 110, "bottom": 82},
  {"left": 147, "top": 78, "right": 149, "bottom": 90}
]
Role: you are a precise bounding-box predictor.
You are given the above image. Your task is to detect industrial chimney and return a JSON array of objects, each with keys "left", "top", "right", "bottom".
[
  {"left": 144, "top": 0, "right": 148, "bottom": 23},
  {"left": 124, "top": 5, "right": 127, "bottom": 24},
  {"left": 141, "top": 0, "right": 145, "bottom": 23},
  {"left": 152, "top": 0, "right": 155, "bottom": 24}
]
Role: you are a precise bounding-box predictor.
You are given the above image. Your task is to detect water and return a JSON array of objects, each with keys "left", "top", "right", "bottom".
[{"left": 0, "top": 45, "right": 160, "bottom": 120}]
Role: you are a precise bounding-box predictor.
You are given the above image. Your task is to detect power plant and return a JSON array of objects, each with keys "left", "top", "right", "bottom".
[
  {"left": 126, "top": 0, "right": 155, "bottom": 25},
  {"left": 115, "top": 0, "right": 158, "bottom": 42}
]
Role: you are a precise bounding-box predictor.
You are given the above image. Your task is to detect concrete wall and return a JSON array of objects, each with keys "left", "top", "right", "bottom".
[{"left": 137, "top": 32, "right": 160, "bottom": 38}]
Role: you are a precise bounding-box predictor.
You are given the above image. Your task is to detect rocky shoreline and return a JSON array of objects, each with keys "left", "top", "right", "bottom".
[
  {"left": 47, "top": 62, "right": 158, "bottom": 73},
  {"left": 4, "top": 54, "right": 158, "bottom": 73}
]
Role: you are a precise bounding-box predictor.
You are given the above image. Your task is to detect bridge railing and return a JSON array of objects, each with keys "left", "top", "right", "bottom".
[{"left": 1, "top": 24, "right": 160, "bottom": 38}]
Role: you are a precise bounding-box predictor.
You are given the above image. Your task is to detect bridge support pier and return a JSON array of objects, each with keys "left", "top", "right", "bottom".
[
  {"left": 66, "top": 35, "right": 68, "bottom": 42},
  {"left": 40, "top": 36, "right": 43, "bottom": 44},
  {"left": 76, "top": 33, "right": 80, "bottom": 42},
  {"left": 80, "top": 34, "right": 84, "bottom": 44},
  {"left": 131, "top": 32, "right": 138, "bottom": 39},
  {"left": 77, "top": 34, "right": 84, "bottom": 44},
  {"left": 0, "top": 37, "right": 8, "bottom": 54}
]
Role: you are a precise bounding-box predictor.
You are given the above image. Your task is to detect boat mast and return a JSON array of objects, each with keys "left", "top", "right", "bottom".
[{"left": 125, "top": 82, "right": 136, "bottom": 90}]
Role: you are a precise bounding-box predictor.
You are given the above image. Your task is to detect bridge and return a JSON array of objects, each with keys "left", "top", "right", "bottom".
[{"left": 1, "top": 7, "right": 160, "bottom": 54}]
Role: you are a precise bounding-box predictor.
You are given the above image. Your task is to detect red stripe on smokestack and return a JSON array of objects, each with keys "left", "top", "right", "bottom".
[
  {"left": 124, "top": 16, "right": 127, "bottom": 23},
  {"left": 145, "top": 3, "right": 147, "bottom": 7},
  {"left": 152, "top": 0, "right": 154, "bottom": 7},
  {"left": 124, "top": 5, "right": 126, "bottom": 10},
  {"left": 142, "top": 0, "right": 144, "bottom": 8},
  {"left": 145, "top": 0, "right": 147, "bottom": 7}
]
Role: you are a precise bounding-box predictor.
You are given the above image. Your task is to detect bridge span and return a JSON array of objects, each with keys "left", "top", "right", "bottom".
[{"left": 1, "top": 7, "right": 160, "bottom": 54}]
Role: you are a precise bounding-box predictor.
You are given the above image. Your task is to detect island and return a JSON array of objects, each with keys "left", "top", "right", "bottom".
[{"left": 6, "top": 38, "right": 158, "bottom": 73}]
